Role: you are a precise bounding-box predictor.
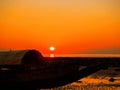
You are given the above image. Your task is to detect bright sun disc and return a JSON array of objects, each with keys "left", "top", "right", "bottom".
[{"left": 50, "top": 46, "right": 55, "bottom": 51}]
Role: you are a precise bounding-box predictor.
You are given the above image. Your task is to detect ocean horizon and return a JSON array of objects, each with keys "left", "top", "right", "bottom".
[{"left": 43, "top": 54, "right": 120, "bottom": 58}]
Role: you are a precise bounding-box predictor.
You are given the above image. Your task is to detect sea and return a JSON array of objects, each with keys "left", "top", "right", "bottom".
[{"left": 43, "top": 54, "right": 120, "bottom": 58}]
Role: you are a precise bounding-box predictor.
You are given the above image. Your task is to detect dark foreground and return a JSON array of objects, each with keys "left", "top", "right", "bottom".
[{"left": 0, "top": 57, "right": 120, "bottom": 90}]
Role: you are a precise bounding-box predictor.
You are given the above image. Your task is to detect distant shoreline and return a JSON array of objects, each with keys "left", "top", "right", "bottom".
[{"left": 43, "top": 54, "right": 120, "bottom": 58}]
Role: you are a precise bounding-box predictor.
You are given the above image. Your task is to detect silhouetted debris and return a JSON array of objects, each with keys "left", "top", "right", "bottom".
[{"left": 109, "top": 77, "right": 116, "bottom": 82}]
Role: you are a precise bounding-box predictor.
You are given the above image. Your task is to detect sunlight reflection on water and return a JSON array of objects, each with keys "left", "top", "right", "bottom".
[{"left": 50, "top": 54, "right": 54, "bottom": 58}]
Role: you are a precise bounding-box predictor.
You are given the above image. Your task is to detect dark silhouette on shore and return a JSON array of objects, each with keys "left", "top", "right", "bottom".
[{"left": 0, "top": 50, "right": 120, "bottom": 90}]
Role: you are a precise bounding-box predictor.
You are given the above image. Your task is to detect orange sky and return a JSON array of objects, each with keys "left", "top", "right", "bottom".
[{"left": 0, "top": 0, "right": 120, "bottom": 55}]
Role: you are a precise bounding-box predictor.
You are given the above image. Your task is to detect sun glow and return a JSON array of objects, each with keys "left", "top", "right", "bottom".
[
  {"left": 1, "top": 1, "right": 120, "bottom": 54},
  {"left": 49, "top": 46, "right": 55, "bottom": 51}
]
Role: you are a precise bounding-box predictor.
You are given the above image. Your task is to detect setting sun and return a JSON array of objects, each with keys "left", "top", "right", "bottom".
[
  {"left": 49, "top": 46, "right": 55, "bottom": 51},
  {"left": 0, "top": 0, "right": 120, "bottom": 55}
]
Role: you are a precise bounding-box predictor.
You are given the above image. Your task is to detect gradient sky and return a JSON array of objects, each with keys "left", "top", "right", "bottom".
[{"left": 0, "top": 0, "right": 120, "bottom": 55}]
